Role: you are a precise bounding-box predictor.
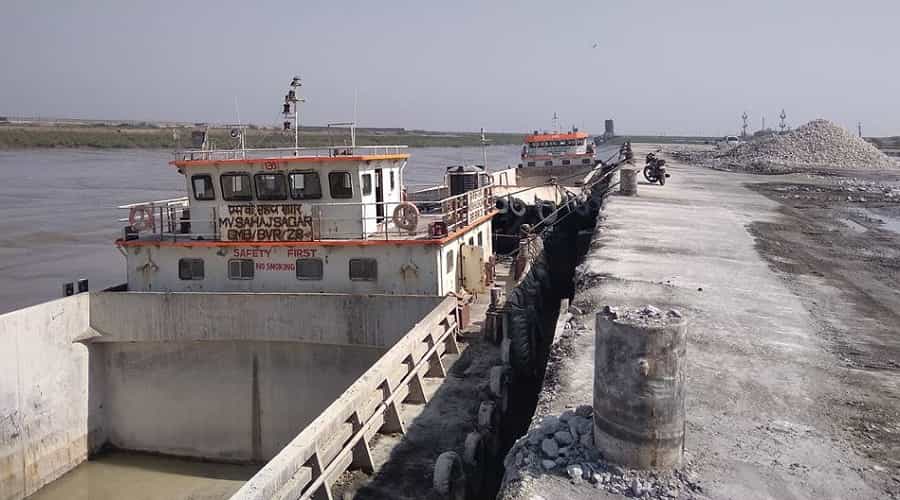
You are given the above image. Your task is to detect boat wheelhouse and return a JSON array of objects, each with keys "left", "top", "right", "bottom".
[{"left": 117, "top": 143, "right": 495, "bottom": 296}]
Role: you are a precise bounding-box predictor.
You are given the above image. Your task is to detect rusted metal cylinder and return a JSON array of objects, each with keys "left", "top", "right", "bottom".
[
  {"left": 593, "top": 307, "right": 686, "bottom": 469},
  {"left": 619, "top": 168, "right": 637, "bottom": 196}
]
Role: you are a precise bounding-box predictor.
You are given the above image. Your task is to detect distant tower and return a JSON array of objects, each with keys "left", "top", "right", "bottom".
[
  {"left": 779, "top": 109, "right": 787, "bottom": 133},
  {"left": 604, "top": 119, "right": 615, "bottom": 139},
  {"left": 761, "top": 116, "right": 766, "bottom": 132},
  {"left": 858, "top": 122, "right": 863, "bottom": 138},
  {"left": 741, "top": 112, "right": 749, "bottom": 138},
  {"left": 552, "top": 112, "right": 560, "bottom": 133}
]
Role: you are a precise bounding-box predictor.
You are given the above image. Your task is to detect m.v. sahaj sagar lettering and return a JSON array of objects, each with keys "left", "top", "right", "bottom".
[{"left": 218, "top": 204, "right": 318, "bottom": 241}]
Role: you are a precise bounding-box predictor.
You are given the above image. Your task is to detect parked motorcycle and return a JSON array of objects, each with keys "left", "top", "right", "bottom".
[{"left": 643, "top": 152, "right": 670, "bottom": 185}]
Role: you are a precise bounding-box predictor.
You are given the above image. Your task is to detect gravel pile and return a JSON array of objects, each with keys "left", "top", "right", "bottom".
[
  {"left": 716, "top": 119, "right": 897, "bottom": 171},
  {"left": 503, "top": 406, "right": 704, "bottom": 499}
]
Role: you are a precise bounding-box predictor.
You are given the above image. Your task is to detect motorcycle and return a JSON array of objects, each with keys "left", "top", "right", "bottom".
[{"left": 643, "top": 152, "right": 670, "bottom": 185}]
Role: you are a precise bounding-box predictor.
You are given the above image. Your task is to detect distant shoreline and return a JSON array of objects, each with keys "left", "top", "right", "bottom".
[{"left": 0, "top": 124, "right": 525, "bottom": 150}]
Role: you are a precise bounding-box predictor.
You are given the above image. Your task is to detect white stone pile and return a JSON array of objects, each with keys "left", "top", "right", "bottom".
[
  {"left": 504, "top": 406, "right": 704, "bottom": 499},
  {"left": 716, "top": 119, "right": 897, "bottom": 170}
]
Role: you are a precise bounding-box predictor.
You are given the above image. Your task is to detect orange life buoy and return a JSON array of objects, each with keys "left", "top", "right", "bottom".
[
  {"left": 128, "top": 205, "right": 155, "bottom": 232},
  {"left": 392, "top": 202, "right": 419, "bottom": 231}
]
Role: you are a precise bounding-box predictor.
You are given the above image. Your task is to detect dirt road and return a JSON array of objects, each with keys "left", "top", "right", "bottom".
[{"left": 747, "top": 170, "right": 900, "bottom": 480}]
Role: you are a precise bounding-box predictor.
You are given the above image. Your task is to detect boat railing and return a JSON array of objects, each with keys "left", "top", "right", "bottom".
[
  {"left": 173, "top": 145, "right": 408, "bottom": 162},
  {"left": 117, "top": 185, "right": 494, "bottom": 243}
]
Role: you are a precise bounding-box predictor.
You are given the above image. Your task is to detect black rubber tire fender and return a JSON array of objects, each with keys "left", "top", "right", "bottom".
[
  {"left": 510, "top": 197, "right": 527, "bottom": 217},
  {"left": 462, "top": 432, "right": 486, "bottom": 499},
  {"left": 537, "top": 200, "right": 557, "bottom": 224},
  {"left": 574, "top": 200, "right": 592, "bottom": 217},
  {"left": 477, "top": 400, "right": 499, "bottom": 431},
  {"left": 489, "top": 365, "right": 511, "bottom": 413},
  {"left": 495, "top": 196, "right": 510, "bottom": 214},
  {"left": 507, "top": 307, "right": 536, "bottom": 376},
  {"left": 433, "top": 451, "right": 466, "bottom": 499},
  {"left": 529, "top": 259, "right": 553, "bottom": 296}
]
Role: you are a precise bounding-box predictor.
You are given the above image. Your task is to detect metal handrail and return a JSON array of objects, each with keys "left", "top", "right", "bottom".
[
  {"left": 117, "top": 197, "right": 189, "bottom": 209},
  {"left": 118, "top": 185, "right": 494, "bottom": 242}
]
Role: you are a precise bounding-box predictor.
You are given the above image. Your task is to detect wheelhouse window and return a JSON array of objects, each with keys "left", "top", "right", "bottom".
[
  {"left": 527, "top": 161, "right": 536, "bottom": 167},
  {"left": 544, "top": 160, "right": 553, "bottom": 166},
  {"left": 361, "top": 173, "right": 373, "bottom": 196},
  {"left": 228, "top": 259, "right": 254, "bottom": 280},
  {"left": 178, "top": 258, "right": 204, "bottom": 280},
  {"left": 254, "top": 173, "right": 287, "bottom": 200},
  {"left": 329, "top": 172, "right": 353, "bottom": 199},
  {"left": 561, "top": 159, "right": 571, "bottom": 166},
  {"left": 582, "top": 158, "right": 592, "bottom": 165},
  {"left": 446, "top": 249, "right": 455, "bottom": 273},
  {"left": 296, "top": 258, "right": 324, "bottom": 280},
  {"left": 221, "top": 173, "right": 252, "bottom": 201},
  {"left": 349, "top": 258, "right": 377, "bottom": 281},
  {"left": 390, "top": 171, "right": 396, "bottom": 190},
  {"left": 477, "top": 232, "right": 483, "bottom": 246},
  {"left": 191, "top": 175, "right": 215, "bottom": 200},
  {"left": 289, "top": 171, "right": 322, "bottom": 199}
]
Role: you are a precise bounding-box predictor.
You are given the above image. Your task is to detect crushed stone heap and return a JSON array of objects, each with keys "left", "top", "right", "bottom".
[
  {"left": 716, "top": 119, "right": 897, "bottom": 170},
  {"left": 502, "top": 406, "right": 704, "bottom": 499}
]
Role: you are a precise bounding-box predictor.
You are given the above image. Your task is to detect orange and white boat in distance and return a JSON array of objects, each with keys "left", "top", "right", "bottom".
[{"left": 489, "top": 126, "right": 600, "bottom": 206}]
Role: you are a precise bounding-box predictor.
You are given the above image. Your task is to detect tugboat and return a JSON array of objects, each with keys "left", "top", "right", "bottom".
[
  {"left": 518, "top": 127, "right": 597, "bottom": 184},
  {"left": 117, "top": 78, "right": 496, "bottom": 297},
  {"left": 489, "top": 116, "right": 607, "bottom": 254}
]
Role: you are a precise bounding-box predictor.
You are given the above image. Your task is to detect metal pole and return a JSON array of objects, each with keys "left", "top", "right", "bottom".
[
  {"left": 481, "top": 128, "right": 488, "bottom": 168},
  {"left": 294, "top": 107, "right": 299, "bottom": 153}
]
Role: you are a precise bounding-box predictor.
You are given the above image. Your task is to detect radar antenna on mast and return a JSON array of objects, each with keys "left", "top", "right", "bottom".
[{"left": 282, "top": 76, "right": 306, "bottom": 154}]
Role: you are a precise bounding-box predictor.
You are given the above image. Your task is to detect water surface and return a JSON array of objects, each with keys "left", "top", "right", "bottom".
[{"left": 27, "top": 451, "right": 259, "bottom": 500}]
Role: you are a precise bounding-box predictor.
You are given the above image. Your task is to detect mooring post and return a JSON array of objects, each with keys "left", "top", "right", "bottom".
[
  {"left": 593, "top": 306, "right": 686, "bottom": 469},
  {"left": 490, "top": 287, "right": 502, "bottom": 309},
  {"left": 619, "top": 168, "right": 637, "bottom": 196}
]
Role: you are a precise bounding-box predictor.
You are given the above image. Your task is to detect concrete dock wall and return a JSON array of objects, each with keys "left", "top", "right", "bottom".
[
  {"left": 102, "top": 341, "right": 384, "bottom": 462},
  {"left": 1, "top": 290, "right": 451, "bottom": 498},
  {"left": 89, "top": 292, "right": 444, "bottom": 347},
  {"left": 0, "top": 295, "right": 105, "bottom": 500}
]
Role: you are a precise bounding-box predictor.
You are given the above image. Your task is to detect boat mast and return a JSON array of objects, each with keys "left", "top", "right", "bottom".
[
  {"left": 480, "top": 127, "right": 491, "bottom": 168},
  {"left": 283, "top": 76, "right": 305, "bottom": 154}
]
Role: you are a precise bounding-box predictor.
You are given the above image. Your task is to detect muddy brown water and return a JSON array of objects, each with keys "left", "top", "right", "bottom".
[{"left": 26, "top": 451, "right": 259, "bottom": 500}]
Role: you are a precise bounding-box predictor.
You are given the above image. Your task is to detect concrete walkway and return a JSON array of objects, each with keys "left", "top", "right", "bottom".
[{"left": 499, "top": 157, "right": 889, "bottom": 499}]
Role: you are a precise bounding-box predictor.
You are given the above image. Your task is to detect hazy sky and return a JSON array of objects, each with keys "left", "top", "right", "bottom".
[{"left": 1, "top": 0, "right": 897, "bottom": 136}]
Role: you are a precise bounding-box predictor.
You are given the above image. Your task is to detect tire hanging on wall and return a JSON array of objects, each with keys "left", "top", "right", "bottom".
[
  {"left": 433, "top": 451, "right": 467, "bottom": 500},
  {"left": 509, "top": 197, "right": 527, "bottom": 217}
]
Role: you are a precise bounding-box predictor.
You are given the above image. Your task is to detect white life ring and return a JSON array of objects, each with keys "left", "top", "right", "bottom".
[
  {"left": 392, "top": 202, "right": 419, "bottom": 231},
  {"left": 129, "top": 205, "right": 155, "bottom": 232}
]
